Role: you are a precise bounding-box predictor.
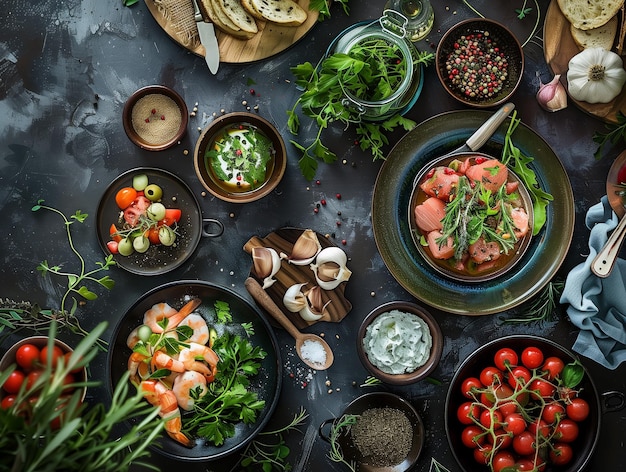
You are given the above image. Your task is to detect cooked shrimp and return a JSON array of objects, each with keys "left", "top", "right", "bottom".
[
  {"left": 126, "top": 326, "right": 141, "bottom": 349},
  {"left": 152, "top": 350, "right": 185, "bottom": 373},
  {"left": 178, "top": 342, "right": 219, "bottom": 382},
  {"left": 178, "top": 313, "right": 210, "bottom": 345},
  {"left": 143, "top": 299, "right": 202, "bottom": 333},
  {"left": 140, "top": 380, "right": 192, "bottom": 447},
  {"left": 172, "top": 371, "right": 208, "bottom": 411},
  {"left": 128, "top": 352, "right": 150, "bottom": 385}
]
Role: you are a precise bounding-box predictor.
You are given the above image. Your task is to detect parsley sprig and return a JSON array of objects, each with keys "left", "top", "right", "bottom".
[{"left": 287, "top": 39, "right": 432, "bottom": 179}]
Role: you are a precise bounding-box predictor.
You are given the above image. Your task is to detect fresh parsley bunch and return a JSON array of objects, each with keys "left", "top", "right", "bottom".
[{"left": 287, "top": 40, "right": 432, "bottom": 180}]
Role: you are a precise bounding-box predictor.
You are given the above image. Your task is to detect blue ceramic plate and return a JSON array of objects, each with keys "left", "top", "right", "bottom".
[{"left": 372, "top": 110, "right": 574, "bottom": 315}]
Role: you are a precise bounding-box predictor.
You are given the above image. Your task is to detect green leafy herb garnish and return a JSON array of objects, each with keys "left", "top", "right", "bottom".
[
  {"left": 593, "top": 110, "right": 626, "bottom": 159},
  {"left": 501, "top": 279, "right": 565, "bottom": 324},
  {"left": 309, "top": 0, "right": 350, "bottom": 20},
  {"left": 328, "top": 414, "right": 359, "bottom": 472},
  {"left": 32, "top": 201, "right": 115, "bottom": 316},
  {"left": 288, "top": 39, "right": 433, "bottom": 179},
  {"left": 501, "top": 111, "right": 554, "bottom": 235}
]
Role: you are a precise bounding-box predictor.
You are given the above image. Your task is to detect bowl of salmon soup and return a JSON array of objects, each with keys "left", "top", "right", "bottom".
[{"left": 409, "top": 151, "right": 533, "bottom": 282}]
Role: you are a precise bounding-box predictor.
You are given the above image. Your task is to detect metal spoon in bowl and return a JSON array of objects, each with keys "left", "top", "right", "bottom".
[{"left": 244, "top": 277, "right": 334, "bottom": 370}]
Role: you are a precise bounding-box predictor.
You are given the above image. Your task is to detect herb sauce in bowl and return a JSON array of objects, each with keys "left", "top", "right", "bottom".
[{"left": 204, "top": 123, "right": 276, "bottom": 193}]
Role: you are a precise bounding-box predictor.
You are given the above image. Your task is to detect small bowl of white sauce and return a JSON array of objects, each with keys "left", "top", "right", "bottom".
[{"left": 357, "top": 301, "right": 443, "bottom": 385}]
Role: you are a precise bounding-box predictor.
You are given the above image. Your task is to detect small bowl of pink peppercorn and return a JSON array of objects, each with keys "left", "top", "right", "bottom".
[{"left": 435, "top": 18, "right": 524, "bottom": 108}]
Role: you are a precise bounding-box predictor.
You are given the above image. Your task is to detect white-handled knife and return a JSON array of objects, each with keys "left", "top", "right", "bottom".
[{"left": 193, "top": 0, "right": 220, "bottom": 74}]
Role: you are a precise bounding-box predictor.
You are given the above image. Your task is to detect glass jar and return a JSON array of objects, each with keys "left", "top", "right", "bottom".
[
  {"left": 326, "top": 18, "right": 425, "bottom": 122},
  {"left": 384, "top": 0, "right": 434, "bottom": 42}
]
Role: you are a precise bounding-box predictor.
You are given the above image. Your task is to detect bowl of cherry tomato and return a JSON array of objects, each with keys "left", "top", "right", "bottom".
[
  {"left": 0, "top": 336, "right": 88, "bottom": 410},
  {"left": 445, "top": 335, "right": 601, "bottom": 472}
]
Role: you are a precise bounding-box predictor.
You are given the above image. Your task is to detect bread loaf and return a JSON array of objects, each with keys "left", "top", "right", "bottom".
[
  {"left": 571, "top": 14, "right": 618, "bottom": 50},
  {"left": 557, "top": 0, "right": 624, "bottom": 30},
  {"left": 241, "top": 0, "right": 307, "bottom": 26}
]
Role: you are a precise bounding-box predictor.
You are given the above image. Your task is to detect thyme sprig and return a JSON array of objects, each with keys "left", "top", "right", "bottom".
[
  {"left": 328, "top": 414, "right": 359, "bottom": 472},
  {"left": 237, "top": 408, "right": 308, "bottom": 471},
  {"left": 32, "top": 201, "right": 115, "bottom": 315}
]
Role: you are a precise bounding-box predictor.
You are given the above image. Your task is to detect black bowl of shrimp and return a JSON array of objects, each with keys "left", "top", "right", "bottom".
[
  {"left": 409, "top": 151, "right": 534, "bottom": 283},
  {"left": 107, "top": 280, "right": 282, "bottom": 462}
]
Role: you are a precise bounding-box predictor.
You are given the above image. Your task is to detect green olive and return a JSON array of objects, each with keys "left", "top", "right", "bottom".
[
  {"left": 132, "top": 235, "right": 150, "bottom": 253},
  {"left": 144, "top": 184, "right": 163, "bottom": 201},
  {"left": 146, "top": 202, "right": 166, "bottom": 222},
  {"left": 137, "top": 325, "right": 152, "bottom": 342},
  {"left": 118, "top": 237, "right": 134, "bottom": 256},
  {"left": 158, "top": 226, "right": 176, "bottom": 246},
  {"left": 132, "top": 174, "right": 149, "bottom": 192}
]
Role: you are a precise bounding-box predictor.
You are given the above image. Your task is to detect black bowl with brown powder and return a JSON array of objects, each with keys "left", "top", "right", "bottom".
[{"left": 123, "top": 85, "right": 188, "bottom": 151}]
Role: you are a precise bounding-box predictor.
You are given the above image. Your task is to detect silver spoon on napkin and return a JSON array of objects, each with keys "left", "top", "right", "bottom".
[{"left": 591, "top": 150, "right": 626, "bottom": 277}]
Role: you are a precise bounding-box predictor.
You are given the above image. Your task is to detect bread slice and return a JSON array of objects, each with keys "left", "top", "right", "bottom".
[
  {"left": 571, "top": 14, "right": 618, "bottom": 50},
  {"left": 202, "top": 0, "right": 256, "bottom": 39},
  {"left": 242, "top": 0, "right": 307, "bottom": 26},
  {"left": 217, "top": 0, "right": 259, "bottom": 34},
  {"left": 557, "top": 0, "right": 624, "bottom": 30}
]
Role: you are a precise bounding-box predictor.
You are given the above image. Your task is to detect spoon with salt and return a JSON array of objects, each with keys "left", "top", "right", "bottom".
[{"left": 245, "top": 277, "right": 334, "bottom": 370}]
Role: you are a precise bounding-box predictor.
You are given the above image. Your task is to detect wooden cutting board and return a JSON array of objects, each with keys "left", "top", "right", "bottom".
[
  {"left": 243, "top": 228, "right": 352, "bottom": 330},
  {"left": 544, "top": 0, "right": 626, "bottom": 123},
  {"left": 145, "top": 0, "right": 319, "bottom": 64}
]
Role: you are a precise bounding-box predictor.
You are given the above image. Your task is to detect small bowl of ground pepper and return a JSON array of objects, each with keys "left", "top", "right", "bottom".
[
  {"left": 123, "top": 85, "right": 189, "bottom": 151},
  {"left": 319, "top": 392, "right": 425, "bottom": 471},
  {"left": 436, "top": 18, "right": 524, "bottom": 108}
]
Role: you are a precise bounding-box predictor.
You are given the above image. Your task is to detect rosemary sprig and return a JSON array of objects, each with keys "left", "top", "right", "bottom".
[
  {"left": 501, "top": 279, "right": 565, "bottom": 324},
  {"left": 237, "top": 408, "right": 308, "bottom": 471},
  {"left": 360, "top": 376, "right": 382, "bottom": 387},
  {"left": 328, "top": 414, "right": 359, "bottom": 472},
  {"left": 0, "top": 299, "right": 108, "bottom": 351},
  {"left": 32, "top": 201, "right": 115, "bottom": 316}
]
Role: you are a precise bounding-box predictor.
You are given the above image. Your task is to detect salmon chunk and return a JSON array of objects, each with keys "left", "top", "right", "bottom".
[{"left": 414, "top": 197, "right": 446, "bottom": 233}]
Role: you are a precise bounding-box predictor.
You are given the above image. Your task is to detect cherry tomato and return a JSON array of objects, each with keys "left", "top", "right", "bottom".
[
  {"left": 529, "top": 379, "right": 556, "bottom": 400},
  {"left": 517, "top": 456, "right": 546, "bottom": 472},
  {"left": 542, "top": 402, "right": 565, "bottom": 424},
  {"left": 109, "top": 223, "right": 122, "bottom": 243},
  {"left": 503, "top": 412, "right": 526, "bottom": 435},
  {"left": 146, "top": 227, "right": 161, "bottom": 245},
  {"left": 479, "top": 409, "right": 502, "bottom": 429},
  {"left": 480, "top": 366, "right": 503, "bottom": 387},
  {"left": 521, "top": 346, "right": 544, "bottom": 369},
  {"left": 542, "top": 356, "right": 565, "bottom": 380},
  {"left": 160, "top": 208, "right": 182, "bottom": 226},
  {"left": 473, "top": 444, "right": 493, "bottom": 465},
  {"left": 39, "top": 345, "right": 64, "bottom": 368},
  {"left": 115, "top": 187, "right": 138, "bottom": 210},
  {"left": 488, "top": 428, "right": 512, "bottom": 449},
  {"left": 508, "top": 365, "right": 532, "bottom": 389},
  {"left": 549, "top": 442, "right": 574, "bottom": 466},
  {"left": 554, "top": 419, "right": 579, "bottom": 442},
  {"left": 566, "top": 397, "right": 590, "bottom": 422},
  {"left": 461, "top": 425, "right": 485, "bottom": 448},
  {"left": 492, "top": 451, "right": 515, "bottom": 472},
  {"left": 15, "top": 344, "right": 41, "bottom": 371},
  {"left": 461, "top": 377, "right": 483, "bottom": 398},
  {"left": 457, "top": 401, "right": 481, "bottom": 425},
  {"left": 513, "top": 430, "right": 536, "bottom": 456},
  {"left": 61, "top": 373, "right": 76, "bottom": 392},
  {"left": 488, "top": 383, "right": 514, "bottom": 404},
  {"left": 63, "top": 352, "right": 84, "bottom": 374},
  {"left": 617, "top": 163, "right": 626, "bottom": 185},
  {"left": 494, "top": 347, "right": 518, "bottom": 371},
  {"left": 26, "top": 370, "right": 45, "bottom": 391},
  {"left": 106, "top": 240, "right": 119, "bottom": 254},
  {"left": 528, "top": 418, "right": 550, "bottom": 438},
  {"left": 1, "top": 394, "right": 17, "bottom": 409},
  {"left": 497, "top": 400, "right": 518, "bottom": 418},
  {"left": 2, "top": 370, "right": 26, "bottom": 394}
]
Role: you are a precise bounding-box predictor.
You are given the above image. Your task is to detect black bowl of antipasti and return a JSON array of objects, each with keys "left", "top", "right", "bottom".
[
  {"left": 445, "top": 335, "right": 602, "bottom": 472},
  {"left": 107, "top": 280, "right": 282, "bottom": 462},
  {"left": 319, "top": 392, "right": 425, "bottom": 471},
  {"left": 409, "top": 151, "right": 534, "bottom": 282}
]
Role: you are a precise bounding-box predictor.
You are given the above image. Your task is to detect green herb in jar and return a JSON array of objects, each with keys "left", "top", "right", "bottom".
[{"left": 204, "top": 124, "right": 275, "bottom": 193}]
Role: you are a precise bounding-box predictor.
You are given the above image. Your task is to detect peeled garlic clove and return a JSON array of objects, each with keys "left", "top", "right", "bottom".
[
  {"left": 299, "top": 286, "right": 331, "bottom": 321},
  {"left": 310, "top": 246, "right": 352, "bottom": 290},
  {"left": 283, "top": 283, "right": 308, "bottom": 313},
  {"left": 252, "top": 247, "right": 281, "bottom": 289},
  {"left": 280, "top": 229, "right": 322, "bottom": 265}
]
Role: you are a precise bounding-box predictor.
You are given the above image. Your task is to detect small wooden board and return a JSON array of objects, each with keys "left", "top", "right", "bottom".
[
  {"left": 243, "top": 228, "right": 352, "bottom": 330},
  {"left": 544, "top": 0, "right": 626, "bottom": 123},
  {"left": 145, "top": 0, "right": 319, "bottom": 64}
]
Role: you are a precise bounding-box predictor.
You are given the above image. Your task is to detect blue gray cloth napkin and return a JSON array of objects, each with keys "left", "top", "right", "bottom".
[{"left": 561, "top": 196, "right": 626, "bottom": 370}]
